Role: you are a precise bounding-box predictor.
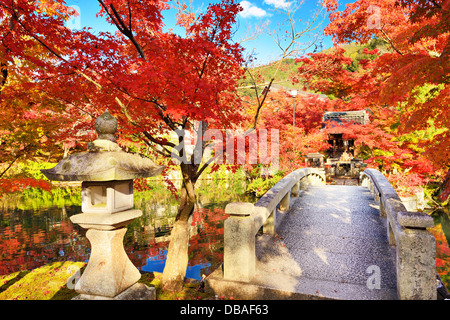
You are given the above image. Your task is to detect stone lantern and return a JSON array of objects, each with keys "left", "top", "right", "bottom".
[{"left": 41, "top": 110, "right": 164, "bottom": 300}]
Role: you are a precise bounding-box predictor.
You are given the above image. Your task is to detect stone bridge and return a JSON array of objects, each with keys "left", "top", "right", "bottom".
[{"left": 205, "top": 168, "right": 437, "bottom": 300}]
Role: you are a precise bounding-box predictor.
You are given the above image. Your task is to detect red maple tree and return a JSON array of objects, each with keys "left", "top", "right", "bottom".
[
  {"left": 321, "top": 0, "right": 449, "bottom": 198},
  {"left": 0, "top": 0, "right": 246, "bottom": 291}
]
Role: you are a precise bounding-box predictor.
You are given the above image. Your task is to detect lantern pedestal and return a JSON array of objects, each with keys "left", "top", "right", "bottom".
[
  {"left": 68, "top": 179, "right": 151, "bottom": 299},
  {"left": 69, "top": 209, "right": 157, "bottom": 300},
  {"left": 74, "top": 227, "right": 139, "bottom": 298},
  {"left": 70, "top": 225, "right": 155, "bottom": 300}
]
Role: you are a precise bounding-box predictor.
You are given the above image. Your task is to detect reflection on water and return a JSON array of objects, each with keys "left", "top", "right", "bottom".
[
  {"left": 0, "top": 205, "right": 89, "bottom": 275},
  {"left": 0, "top": 178, "right": 254, "bottom": 280}
]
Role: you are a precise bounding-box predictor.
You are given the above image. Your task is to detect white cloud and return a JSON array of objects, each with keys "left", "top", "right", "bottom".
[
  {"left": 239, "top": 1, "right": 267, "bottom": 18},
  {"left": 264, "top": 0, "right": 291, "bottom": 9}
]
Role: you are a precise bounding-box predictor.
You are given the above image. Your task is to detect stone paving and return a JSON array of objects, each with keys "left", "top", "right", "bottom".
[{"left": 251, "top": 185, "right": 398, "bottom": 299}]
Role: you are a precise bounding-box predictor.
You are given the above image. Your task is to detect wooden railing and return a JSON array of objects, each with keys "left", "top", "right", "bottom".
[{"left": 360, "top": 168, "right": 436, "bottom": 300}]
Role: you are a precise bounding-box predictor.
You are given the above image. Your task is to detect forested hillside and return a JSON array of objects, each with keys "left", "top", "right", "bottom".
[{"left": 238, "top": 37, "right": 390, "bottom": 99}]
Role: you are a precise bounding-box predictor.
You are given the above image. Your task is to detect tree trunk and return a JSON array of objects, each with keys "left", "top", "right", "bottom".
[
  {"left": 161, "top": 164, "right": 197, "bottom": 292},
  {"left": 161, "top": 217, "right": 192, "bottom": 292}
]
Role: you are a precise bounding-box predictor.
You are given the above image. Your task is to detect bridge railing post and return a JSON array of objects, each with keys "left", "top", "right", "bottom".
[
  {"left": 361, "top": 169, "right": 437, "bottom": 300},
  {"left": 291, "top": 182, "right": 299, "bottom": 197},
  {"left": 279, "top": 192, "right": 290, "bottom": 212},
  {"left": 394, "top": 209, "right": 436, "bottom": 300},
  {"left": 223, "top": 202, "right": 256, "bottom": 282},
  {"left": 262, "top": 209, "right": 276, "bottom": 235}
]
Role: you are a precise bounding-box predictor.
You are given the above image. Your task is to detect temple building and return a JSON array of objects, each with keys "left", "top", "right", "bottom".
[
  {"left": 323, "top": 110, "right": 369, "bottom": 160},
  {"left": 321, "top": 110, "right": 370, "bottom": 179}
]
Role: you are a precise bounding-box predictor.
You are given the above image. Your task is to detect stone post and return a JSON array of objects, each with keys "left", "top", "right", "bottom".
[
  {"left": 387, "top": 220, "right": 396, "bottom": 246},
  {"left": 262, "top": 209, "right": 276, "bottom": 235},
  {"left": 291, "top": 182, "right": 299, "bottom": 197},
  {"left": 223, "top": 202, "right": 256, "bottom": 282},
  {"left": 396, "top": 211, "right": 436, "bottom": 300},
  {"left": 279, "top": 192, "right": 290, "bottom": 212},
  {"left": 299, "top": 177, "right": 307, "bottom": 190},
  {"left": 379, "top": 197, "right": 387, "bottom": 217},
  {"left": 373, "top": 188, "right": 380, "bottom": 202}
]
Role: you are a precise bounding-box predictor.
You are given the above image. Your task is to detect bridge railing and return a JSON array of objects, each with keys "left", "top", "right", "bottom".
[
  {"left": 223, "top": 168, "right": 326, "bottom": 282},
  {"left": 360, "top": 168, "right": 436, "bottom": 300}
]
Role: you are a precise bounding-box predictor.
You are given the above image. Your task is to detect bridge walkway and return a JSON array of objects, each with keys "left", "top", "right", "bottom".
[{"left": 251, "top": 185, "right": 398, "bottom": 299}]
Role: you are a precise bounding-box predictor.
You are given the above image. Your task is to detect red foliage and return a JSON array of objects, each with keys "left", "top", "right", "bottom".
[
  {"left": 285, "top": 0, "right": 449, "bottom": 195},
  {"left": 0, "top": 178, "right": 51, "bottom": 194},
  {"left": 0, "top": 0, "right": 246, "bottom": 182},
  {"left": 322, "top": 0, "right": 450, "bottom": 171},
  {"left": 252, "top": 91, "right": 330, "bottom": 172}
]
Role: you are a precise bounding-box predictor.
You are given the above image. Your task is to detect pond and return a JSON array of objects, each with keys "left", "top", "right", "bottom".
[
  {"left": 0, "top": 177, "right": 449, "bottom": 293},
  {"left": 0, "top": 177, "right": 255, "bottom": 281}
]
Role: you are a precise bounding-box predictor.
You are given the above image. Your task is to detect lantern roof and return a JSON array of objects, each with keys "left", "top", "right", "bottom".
[{"left": 41, "top": 110, "right": 165, "bottom": 181}]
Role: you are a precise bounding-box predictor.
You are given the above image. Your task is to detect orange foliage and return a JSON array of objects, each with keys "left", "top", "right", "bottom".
[{"left": 322, "top": 0, "right": 450, "bottom": 171}]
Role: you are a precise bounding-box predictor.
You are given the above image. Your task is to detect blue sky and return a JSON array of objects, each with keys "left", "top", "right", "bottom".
[
  {"left": 65, "top": 0, "right": 353, "bottom": 66},
  {"left": 236, "top": 0, "right": 332, "bottom": 65}
]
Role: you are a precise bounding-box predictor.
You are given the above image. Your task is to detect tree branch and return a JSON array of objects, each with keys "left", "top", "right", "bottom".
[
  {"left": 0, "top": 152, "right": 21, "bottom": 179},
  {"left": 380, "top": 25, "right": 404, "bottom": 55},
  {"left": 143, "top": 130, "right": 176, "bottom": 148},
  {"left": 195, "top": 152, "right": 220, "bottom": 180},
  {"left": 97, "top": 0, "right": 146, "bottom": 60},
  {"left": 143, "top": 137, "right": 172, "bottom": 158},
  {"left": 0, "top": 62, "right": 7, "bottom": 89},
  {"left": 241, "top": 2, "right": 325, "bottom": 131}
]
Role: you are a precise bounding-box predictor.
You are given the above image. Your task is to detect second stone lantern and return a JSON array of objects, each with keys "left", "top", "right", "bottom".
[{"left": 41, "top": 110, "right": 164, "bottom": 300}]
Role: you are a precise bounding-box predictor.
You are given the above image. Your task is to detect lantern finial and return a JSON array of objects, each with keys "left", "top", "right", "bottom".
[{"left": 95, "top": 109, "right": 118, "bottom": 142}]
